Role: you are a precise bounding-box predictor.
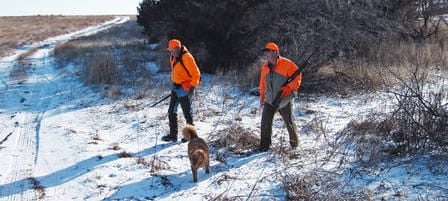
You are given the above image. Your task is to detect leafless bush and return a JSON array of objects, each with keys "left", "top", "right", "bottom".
[
  {"left": 54, "top": 41, "right": 86, "bottom": 68},
  {"left": 53, "top": 19, "right": 157, "bottom": 98},
  {"left": 428, "top": 154, "right": 448, "bottom": 176},
  {"left": 385, "top": 74, "right": 447, "bottom": 155},
  {"left": 283, "top": 171, "right": 372, "bottom": 200},
  {"left": 208, "top": 124, "right": 259, "bottom": 154},
  {"left": 336, "top": 119, "right": 396, "bottom": 165},
  {"left": 107, "top": 85, "right": 122, "bottom": 99},
  {"left": 336, "top": 48, "right": 448, "bottom": 158},
  {"left": 369, "top": 40, "right": 448, "bottom": 155},
  {"left": 9, "top": 61, "right": 31, "bottom": 83},
  {"left": 83, "top": 53, "right": 117, "bottom": 85},
  {"left": 375, "top": 42, "right": 448, "bottom": 155}
]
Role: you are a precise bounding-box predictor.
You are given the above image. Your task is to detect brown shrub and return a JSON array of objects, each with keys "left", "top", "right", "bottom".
[
  {"left": 53, "top": 19, "right": 157, "bottom": 97},
  {"left": 83, "top": 53, "right": 117, "bottom": 85},
  {"left": 336, "top": 119, "right": 396, "bottom": 165},
  {"left": 208, "top": 124, "right": 259, "bottom": 154},
  {"left": 54, "top": 41, "right": 86, "bottom": 68},
  {"left": 9, "top": 61, "right": 31, "bottom": 83},
  {"left": 111, "top": 143, "right": 121, "bottom": 151},
  {"left": 107, "top": 85, "right": 122, "bottom": 99},
  {"left": 283, "top": 171, "right": 372, "bottom": 200}
]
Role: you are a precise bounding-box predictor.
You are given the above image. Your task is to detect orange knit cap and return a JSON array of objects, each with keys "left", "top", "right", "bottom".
[
  {"left": 262, "top": 42, "right": 279, "bottom": 51},
  {"left": 167, "top": 39, "right": 181, "bottom": 50}
]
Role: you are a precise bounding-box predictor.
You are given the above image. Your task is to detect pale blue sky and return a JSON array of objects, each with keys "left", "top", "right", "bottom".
[{"left": 0, "top": 0, "right": 142, "bottom": 16}]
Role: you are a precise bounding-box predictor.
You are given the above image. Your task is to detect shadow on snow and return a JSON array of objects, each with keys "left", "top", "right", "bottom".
[
  {"left": 0, "top": 143, "right": 175, "bottom": 198},
  {"left": 104, "top": 152, "right": 268, "bottom": 200}
]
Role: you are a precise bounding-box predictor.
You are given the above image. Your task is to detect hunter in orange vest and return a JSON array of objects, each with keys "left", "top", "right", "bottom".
[
  {"left": 258, "top": 42, "right": 301, "bottom": 152},
  {"left": 162, "top": 39, "right": 201, "bottom": 142}
]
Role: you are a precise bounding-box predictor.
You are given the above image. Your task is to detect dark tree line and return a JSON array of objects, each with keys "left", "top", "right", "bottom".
[{"left": 137, "top": 0, "right": 447, "bottom": 73}]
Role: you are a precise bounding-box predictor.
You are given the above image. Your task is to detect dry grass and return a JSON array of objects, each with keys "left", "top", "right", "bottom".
[
  {"left": 9, "top": 61, "right": 31, "bottom": 84},
  {"left": 0, "top": 15, "right": 115, "bottom": 57},
  {"left": 83, "top": 52, "right": 117, "bottom": 85},
  {"left": 111, "top": 143, "right": 121, "bottom": 151},
  {"left": 304, "top": 61, "right": 384, "bottom": 95},
  {"left": 208, "top": 124, "right": 259, "bottom": 154},
  {"left": 335, "top": 119, "right": 395, "bottom": 165},
  {"left": 301, "top": 37, "right": 448, "bottom": 95},
  {"left": 107, "top": 85, "right": 122, "bottom": 99},
  {"left": 137, "top": 156, "right": 171, "bottom": 175},
  {"left": 376, "top": 40, "right": 448, "bottom": 71},
  {"left": 52, "top": 17, "right": 157, "bottom": 98},
  {"left": 282, "top": 171, "right": 372, "bottom": 200},
  {"left": 225, "top": 58, "right": 262, "bottom": 91}
]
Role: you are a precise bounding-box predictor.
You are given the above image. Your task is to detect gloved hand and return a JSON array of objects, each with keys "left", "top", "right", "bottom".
[
  {"left": 280, "top": 85, "right": 292, "bottom": 98},
  {"left": 182, "top": 81, "right": 191, "bottom": 91}
]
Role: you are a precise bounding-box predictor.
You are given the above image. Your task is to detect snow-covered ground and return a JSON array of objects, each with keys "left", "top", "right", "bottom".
[{"left": 0, "top": 17, "right": 447, "bottom": 201}]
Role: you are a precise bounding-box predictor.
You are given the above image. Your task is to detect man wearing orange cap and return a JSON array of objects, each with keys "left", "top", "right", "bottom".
[
  {"left": 162, "top": 39, "right": 201, "bottom": 142},
  {"left": 258, "top": 42, "right": 301, "bottom": 151}
]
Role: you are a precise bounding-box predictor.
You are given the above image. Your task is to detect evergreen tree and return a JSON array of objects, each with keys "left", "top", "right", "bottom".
[{"left": 137, "top": 0, "right": 435, "bottom": 73}]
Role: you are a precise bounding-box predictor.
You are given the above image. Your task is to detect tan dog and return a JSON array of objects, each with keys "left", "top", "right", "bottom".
[{"left": 182, "top": 124, "right": 210, "bottom": 182}]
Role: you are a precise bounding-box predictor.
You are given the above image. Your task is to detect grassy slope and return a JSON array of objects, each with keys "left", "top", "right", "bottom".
[{"left": 0, "top": 15, "right": 116, "bottom": 57}]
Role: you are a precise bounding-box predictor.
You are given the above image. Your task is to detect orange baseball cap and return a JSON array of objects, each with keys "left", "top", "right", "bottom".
[
  {"left": 262, "top": 42, "right": 279, "bottom": 51},
  {"left": 166, "top": 39, "right": 181, "bottom": 50}
]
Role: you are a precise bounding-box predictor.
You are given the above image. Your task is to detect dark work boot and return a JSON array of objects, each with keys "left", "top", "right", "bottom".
[{"left": 161, "top": 134, "right": 177, "bottom": 142}]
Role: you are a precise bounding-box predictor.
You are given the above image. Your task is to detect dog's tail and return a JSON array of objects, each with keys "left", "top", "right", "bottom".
[
  {"left": 182, "top": 124, "right": 198, "bottom": 139},
  {"left": 192, "top": 150, "right": 206, "bottom": 166}
]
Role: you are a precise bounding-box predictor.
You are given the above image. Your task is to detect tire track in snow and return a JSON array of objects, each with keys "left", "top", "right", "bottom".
[
  {"left": 0, "top": 52, "right": 57, "bottom": 201},
  {"left": 1, "top": 112, "right": 39, "bottom": 201},
  {"left": 0, "top": 16, "right": 129, "bottom": 201}
]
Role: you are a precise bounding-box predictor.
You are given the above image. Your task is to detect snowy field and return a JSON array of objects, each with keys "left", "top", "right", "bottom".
[{"left": 1, "top": 17, "right": 447, "bottom": 201}]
